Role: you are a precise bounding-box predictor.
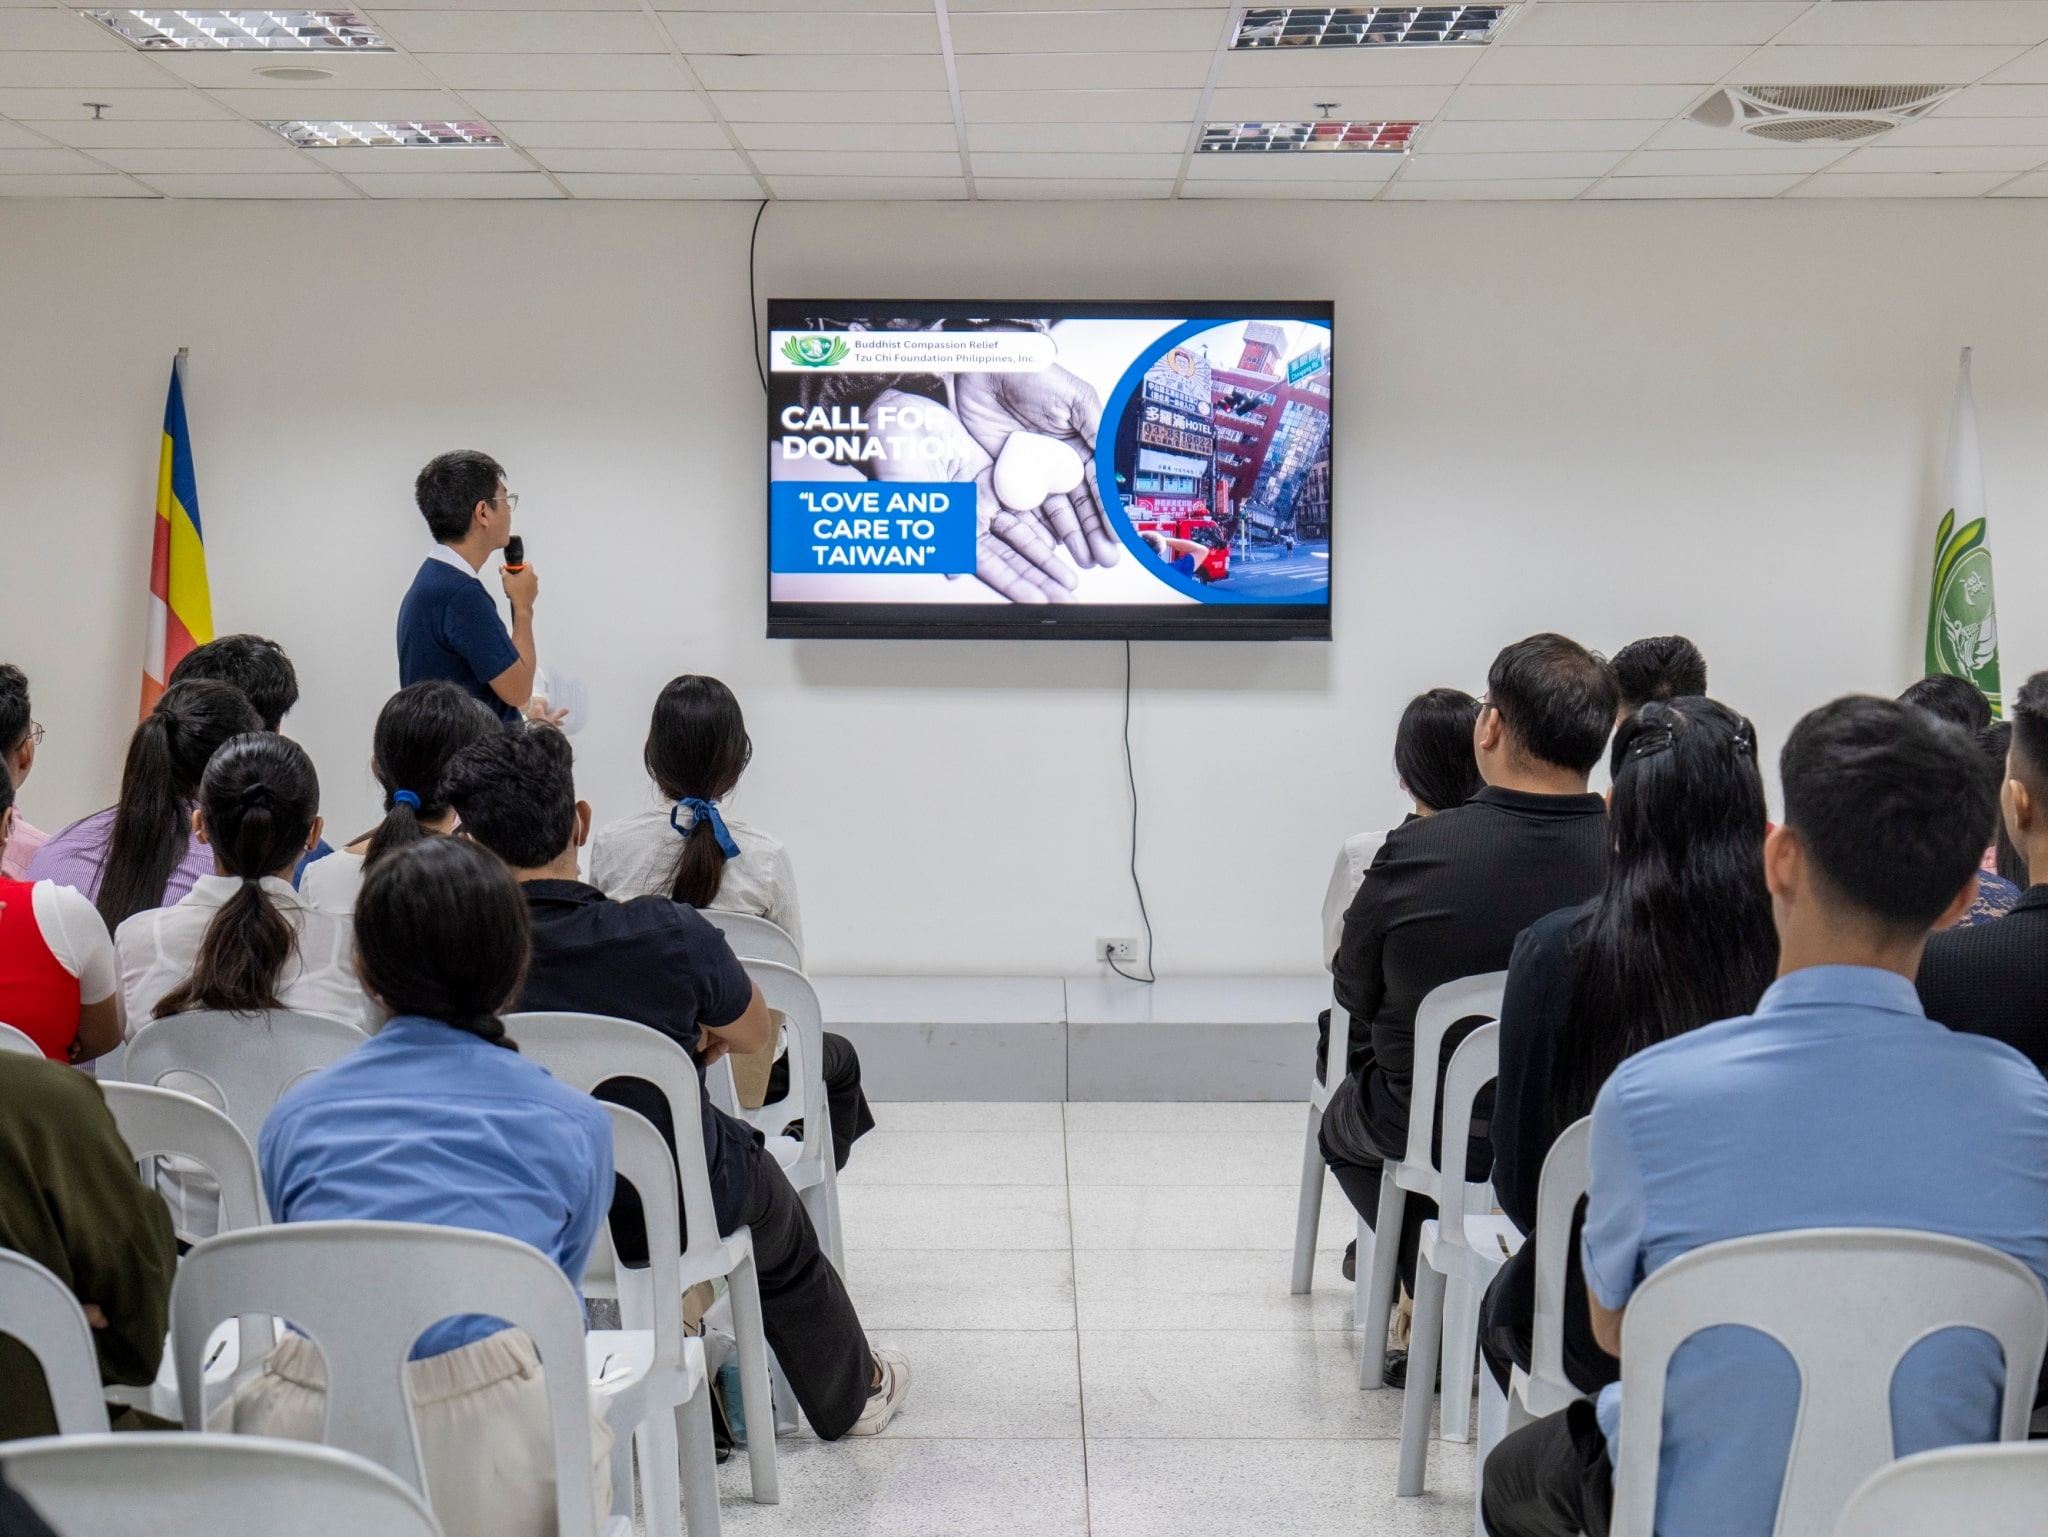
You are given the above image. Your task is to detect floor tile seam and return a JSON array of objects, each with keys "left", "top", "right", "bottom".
[{"left": 1062, "top": 1100, "right": 1093, "bottom": 1534}]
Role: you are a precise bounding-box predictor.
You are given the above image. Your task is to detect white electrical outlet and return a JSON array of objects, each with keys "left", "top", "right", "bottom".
[{"left": 1098, "top": 937, "right": 1138, "bottom": 963}]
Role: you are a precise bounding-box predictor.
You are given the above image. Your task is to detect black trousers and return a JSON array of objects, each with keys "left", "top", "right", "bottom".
[
  {"left": 1482, "top": 1401, "right": 1614, "bottom": 1537},
  {"left": 734, "top": 1148, "right": 874, "bottom": 1441},
  {"left": 1317, "top": 1069, "right": 1433, "bottom": 1295},
  {"left": 764, "top": 1030, "right": 875, "bottom": 1171}
]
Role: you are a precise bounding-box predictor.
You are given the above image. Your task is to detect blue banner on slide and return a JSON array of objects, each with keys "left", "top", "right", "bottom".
[{"left": 770, "top": 481, "right": 977, "bottom": 576}]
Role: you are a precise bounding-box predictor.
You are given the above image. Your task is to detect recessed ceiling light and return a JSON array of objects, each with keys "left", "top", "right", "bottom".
[
  {"left": 83, "top": 9, "right": 390, "bottom": 51},
  {"left": 255, "top": 65, "right": 335, "bottom": 80},
  {"left": 1200, "top": 120, "right": 1416, "bottom": 153},
  {"left": 267, "top": 119, "right": 504, "bottom": 148},
  {"left": 1234, "top": 6, "right": 1514, "bottom": 50}
]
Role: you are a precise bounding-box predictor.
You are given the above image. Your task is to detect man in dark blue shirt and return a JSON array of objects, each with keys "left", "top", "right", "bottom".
[{"left": 397, "top": 451, "right": 557, "bottom": 725}]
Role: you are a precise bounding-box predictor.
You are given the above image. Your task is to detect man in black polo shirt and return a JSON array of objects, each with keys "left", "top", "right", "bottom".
[
  {"left": 443, "top": 724, "right": 910, "bottom": 1440},
  {"left": 1322, "top": 633, "right": 1614, "bottom": 1384}
]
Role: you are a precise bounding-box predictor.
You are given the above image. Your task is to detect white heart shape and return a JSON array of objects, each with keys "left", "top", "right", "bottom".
[{"left": 991, "top": 431, "right": 1085, "bottom": 512}]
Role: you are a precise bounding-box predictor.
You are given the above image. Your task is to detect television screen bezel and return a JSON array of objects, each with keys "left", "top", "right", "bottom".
[{"left": 764, "top": 298, "right": 1334, "bottom": 642}]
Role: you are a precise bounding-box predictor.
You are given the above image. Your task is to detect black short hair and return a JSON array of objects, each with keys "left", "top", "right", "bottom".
[
  {"left": 1898, "top": 673, "right": 1991, "bottom": 734},
  {"left": 167, "top": 634, "right": 299, "bottom": 731},
  {"left": 1780, "top": 695, "right": 1995, "bottom": 930},
  {"left": 443, "top": 721, "right": 576, "bottom": 872},
  {"left": 355, "top": 837, "right": 526, "bottom": 1049},
  {"left": 1486, "top": 634, "right": 1618, "bottom": 775},
  {"left": 415, "top": 451, "right": 505, "bottom": 544},
  {"left": 1612, "top": 636, "right": 1707, "bottom": 714},
  {"left": 1393, "top": 688, "right": 1482, "bottom": 813},
  {"left": 2011, "top": 670, "right": 2048, "bottom": 803},
  {"left": 0, "top": 664, "right": 28, "bottom": 756}
]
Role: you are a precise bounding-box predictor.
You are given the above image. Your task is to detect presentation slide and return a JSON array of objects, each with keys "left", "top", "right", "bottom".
[{"left": 766, "top": 300, "right": 1334, "bottom": 640}]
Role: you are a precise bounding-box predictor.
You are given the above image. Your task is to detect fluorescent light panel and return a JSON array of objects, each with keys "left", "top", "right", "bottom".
[
  {"left": 1233, "top": 6, "right": 1513, "bottom": 50},
  {"left": 1200, "top": 120, "right": 1416, "bottom": 152},
  {"left": 85, "top": 9, "right": 389, "bottom": 50},
  {"left": 266, "top": 120, "right": 503, "bottom": 147}
]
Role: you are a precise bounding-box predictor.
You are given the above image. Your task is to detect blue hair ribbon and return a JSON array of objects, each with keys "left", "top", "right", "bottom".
[
  {"left": 674, "top": 797, "right": 740, "bottom": 860},
  {"left": 393, "top": 789, "right": 422, "bottom": 810}
]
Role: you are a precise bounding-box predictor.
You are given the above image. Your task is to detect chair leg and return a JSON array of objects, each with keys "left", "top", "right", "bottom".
[
  {"left": 635, "top": 1405, "right": 683, "bottom": 1537},
  {"left": 608, "top": 1410, "right": 637, "bottom": 1525},
  {"left": 822, "top": 1163, "right": 846, "bottom": 1275},
  {"left": 1398, "top": 1259, "right": 1447, "bottom": 1497},
  {"left": 1351, "top": 1213, "right": 1373, "bottom": 1329},
  {"left": 726, "top": 1252, "right": 781, "bottom": 1505},
  {"left": 1358, "top": 1170, "right": 1406, "bottom": 1389},
  {"left": 1475, "top": 1368, "right": 1507, "bottom": 1537},
  {"left": 766, "top": 1346, "right": 799, "bottom": 1437},
  {"left": 1290, "top": 1101, "right": 1325, "bottom": 1295},
  {"left": 677, "top": 1380, "right": 722, "bottom": 1537},
  {"left": 1439, "top": 1273, "right": 1480, "bottom": 1443},
  {"left": 799, "top": 1172, "right": 843, "bottom": 1279}
]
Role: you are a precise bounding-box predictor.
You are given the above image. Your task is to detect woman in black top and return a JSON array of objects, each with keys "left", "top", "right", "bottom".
[{"left": 1482, "top": 697, "right": 1775, "bottom": 1394}]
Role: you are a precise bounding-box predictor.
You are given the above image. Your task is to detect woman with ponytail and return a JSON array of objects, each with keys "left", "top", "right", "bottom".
[
  {"left": 300, "top": 681, "right": 501, "bottom": 915},
  {"left": 29, "top": 680, "right": 260, "bottom": 929},
  {"left": 221, "top": 836, "right": 617, "bottom": 1537}
]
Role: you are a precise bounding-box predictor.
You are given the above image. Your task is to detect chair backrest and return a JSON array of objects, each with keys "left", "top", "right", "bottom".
[
  {"left": 122, "top": 1010, "right": 367, "bottom": 1145},
  {"left": 595, "top": 1102, "right": 683, "bottom": 1373},
  {"left": 172, "top": 1220, "right": 605, "bottom": 1536},
  {"left": 0, "top": 1249, "right": 110, "bottom": 1433},
  {"left": 1528, "top": 1115, "right": 1591, "bottom": 1393},
  {"left": 700, "top": 910, "right": 802, "bottom": 970},
  {"left": 1430, "top": 1020, "right": 1501, "bottom": 1258},
  {"left": 1, "top": 1432, "right": 446, "bottom": 1537},
  {"left": 1611, "top": 1228, "right": 2048, "bottom": 1537},
  {"left": 504, "top": 1012, "right": 726, "bottom": 1272},
  {"left": 99, "top": 1082, "right": 269, "bottom": 1230},
  {"left": 0, "top": 1021, "right": 43, "bottom": 1057},
  {"left": 1833, "top": 1441, "right": 2048, "bottom": 1537},
  {"left": 734, "top": 958, "right": 827, "bottom": 1175},
  {"left": 1398, "top": 972, "right": 1507, "bottom": 1194}
]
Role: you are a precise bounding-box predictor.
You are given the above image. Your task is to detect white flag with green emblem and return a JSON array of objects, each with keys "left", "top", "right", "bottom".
[{"left": 1925, "top": 347, "right": 2002, "bottom": 717}]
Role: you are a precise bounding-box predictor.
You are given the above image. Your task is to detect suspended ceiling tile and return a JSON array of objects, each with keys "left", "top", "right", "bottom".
[
  {"left": 1204, "top": 85, "right": 1454, "bottom": 119},
  {"left": 0, "top": 172, "right": 154, "bottom": 195},
  {"left": 734, "top": 120, "right": 959, "bottom": 151},
  {"left": 1788, "top": 170, "right": 2012, "bottom": 197},
  {"left": 1446, "top": 83, "right": 1708, "bottom": 119},
  {"left": 1932, "top": 83, "right": 2048, "bottom": 115},
  {"left": 31, "top": 117, "right": 285, "bottom": 149},
  {"left": 0, "top": 87, "right": 231, "bottom": 120},
  {"left": 1986, "top": 43, "right": 2048, "bottom": 85},
  {"left": 1832, "top": 143, "right": 2048, "bottom": 174},
  {"left": 956, "top": 51, "right": 1212, "bottom": 91},
  {"left": 1179, "top": 179, "right": 1386, "bottom": 199},
  {"left": 375, "top": 10, "right": 669, "bottom": 52},
  {"left": 1400, "top": 149, "right": 1627, "bottom": 180},
  {"left": 298, "top": 145, "right": 533, "bottom": 170},
  {"left": 1184, "top": 152, "right": 1399, "bottom": 182},
  {"left": 1419, "top": 118, "right": 1665, "bottom": 153},
  {"left": 1776, "top": 1, "right": 2048, "bottom": 49},
  {"left": 1883, "top": 116, "right": 2048, "bottom": 148},
  {"left": 968, "top": 120, "right": 1189, "bottom": 153},
  {"left": 1504, "top": 2, "right": 1807, "bottom": 49},
  {"left": 1214, "top": 45, "right": 1482, "bottom": 89},
  {"left": 428, "top": 54, "right": 691, "bottom": 90},
  {"left": 970, "top": 150, "right": 1182, "bottom": 177},
  {"left": 946, "top": 0, "right": 1225, "bottom": 9},
  {"left": 0, "top": 145, "right": 107, "bottom": 174},
  {"left": 528, "top": 146, "right": 750, "bottom": 173},
  {"left": 1585, "top": 173, "right": 1804, "bottom": 197},
  {"left": 462, "top": 89, "right": 712, "bottom": 120},
  {"left": 653, "top": 0, "right": 932, "bottom": 9},
  {"left": 1383, "top": 176, "right": 1595, "bottom": 198},
  {"left": 151, "top": 52, "right": 440, "bottom": 89},
  {"left": 551, "top": 171, "right": 764, "bottom": 197},
  {"left": 343, "top": 170, "right": 566, "bottom": 196},
  {"left": 198, "top": 89, "right": 474, "bottom": 119},
  {"left": 1736, "top": 44, "right": 2029, "bottom": 86},
  {"left": 498, "top": 119, "right": 734, "bottom": 149},
  {"left": 0, "top": 9, "right": 132, "bottom": 49},
  {"left": 712, "top": 89, "right": 954, "bottom": 122},
  {"left": 89, "top": 146, "right": 319, "bottom": 174},
  {"left": 975, "top": 177, "right": 1177, "bottom": 198},
  {"left": 136, "top": 172, "right": 359, "bottom": 197},
  {"left": 960, "top": 87, "right": 1200, "bottom": 122},
  {"left": 748, "top": 148, "right": 962, "bottom": 175},
  {"left": 1617, "top": 146, "right": 1849, "bottom": 176},
  {"left": 765, "top": 173, "right": 967, "bottom": 198},
  {"left": 1988, "top": 169, "right": 2048, "bottom": 195},
  {"left": 371, "top": 0, "right": 649, "bottom": 8},
  {"left": 1467, "top": 45, "right": 1755, "bottom": 86},
  {"left": 949, "top": 8, "right": 1226, "bottom": 53},
  {"left": 689, "top": 52, "right": 946, "bottom": 91},
  {"left": 659, "top": 11, "right": 939, "bottom": 53},
  {"left": 0, "top": 49, "right": 177, "bottom": 87},
  {"left": 0, "top": 120, "right": 47, "bottom": 148}
]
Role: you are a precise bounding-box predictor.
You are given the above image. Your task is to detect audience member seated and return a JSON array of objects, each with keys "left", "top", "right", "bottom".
[
  {"left": 0, "top": 1052, "right": 177, "bottom": 1439},
  {"left": 299, "top": 681, "right": 502, "bottom": 916},
  {"left": 1483, "top": 695, "right": 2048, "bottom": 1537},
  {"left": 589, "top": 674, "right": 874, "bottom": 1170},
  {"left": 1899, "top": 671, "right": 1992, "bottom": 733},
  {"left": 1977, "top": 720, "right": 2030, "bottom": 889},
  {"left": 167, "top": 632, "right": 300, "bottom": 734},
  {"left": 0, "top": 772, "right": 122, "bottom": 1064},
  {"left": 1609, "top": 635, "right": 1707, "bottom": 722},
  {"left": 1900, "top": 677, "right": 2018, "bottom": 924},
  {"left": 1920, "top": 668, "right": 2048, "bottom": 1074},
  {"left": 1321, "top": 633, "right": 1614, "bottom": 1374},
  {"left": 446, "top": 724, "right": 911, "bottom": 1440},
  {"left": 1483, "top": 697, "right": 1775, "bottom": 1403},
  {"left": 0, "top": 665, "right": 48, "bottom": 880},
  {"left": 218, "top": 837, "right": 615, "bottom": 1537}
]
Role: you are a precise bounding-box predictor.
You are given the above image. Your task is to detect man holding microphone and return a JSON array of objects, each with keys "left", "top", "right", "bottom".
[{"left": 398, "top": 451, "right": 565, "bottom": 725}]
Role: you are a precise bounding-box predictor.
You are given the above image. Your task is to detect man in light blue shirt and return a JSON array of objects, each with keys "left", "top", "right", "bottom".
[{"left": 1484, "top": 694, "right": 2048, "bottom": 1537}]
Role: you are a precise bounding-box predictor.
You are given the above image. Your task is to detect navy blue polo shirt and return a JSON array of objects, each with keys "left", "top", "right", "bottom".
[{"left": 396, "top": 552, "right": 521, "bottom": 723}]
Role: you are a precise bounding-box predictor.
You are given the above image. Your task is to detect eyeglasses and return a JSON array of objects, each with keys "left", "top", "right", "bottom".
[
  {"left": 498, "top": 490, "right": 520, "bottom": 514},
  {"left": 22, "top": 722, "right": 42, "bottom": 747}
]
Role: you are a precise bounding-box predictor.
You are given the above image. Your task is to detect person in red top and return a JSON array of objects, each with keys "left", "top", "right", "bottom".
[{"left": 0, "top": 771, "right": 121, "bottom": 1063}]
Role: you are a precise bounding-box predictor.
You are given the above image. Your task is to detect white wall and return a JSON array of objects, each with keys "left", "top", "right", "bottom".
[{"left": 5, "top": 196, "right": 2047, "bottom": 976}]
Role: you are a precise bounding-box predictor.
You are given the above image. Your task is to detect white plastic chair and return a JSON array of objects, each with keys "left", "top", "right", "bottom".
[
  {"left": 1290, "top": 996, "right": 1372, "bottom": 1309},
  {"left": 0, "top": 1020, "right": 44, "bottom": 1057},
  {"left": 1359, "top": 972, "right": 1508, "bottom": 1391},
  {"left": 506, "top": 1010, "right": 780, "bottom": 1505},
  {"left": 1611, "top": 1228, "right": 2048, "bottom": 1537},
  {"left": 1499, "top": 1115, "right": 1591, "bottom": 1435},
  {"left": 121, "top": 1009, "right": 367, "bottom": 1145},
  {"left": 592, "top": 1101, "right": 721, "bottom": 1537},
  {"left": 700, "top": 911, "right": 802, "bottom": 970},
  {"left": 1399, "top": 1021, "right": 1522, "bottom": 1497},
  {"left": 1834, "top": 1441, "right": 2048, "bottom": 1537},
  {"left": 172, "top": 1220, "right": 628, "bottom": 1537},
  {"left": 0, "top": 1432, "right": 446, "bottom": 1537},
  {"left": 0, "top": 1249, "right": 109, "bottom": 1433},
  {"left": 733, "top": 958, "right": 842, "bottom": 1272}
]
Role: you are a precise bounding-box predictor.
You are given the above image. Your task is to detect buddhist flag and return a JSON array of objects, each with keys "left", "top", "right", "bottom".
[
  {"left": 1924, "top": 347, "right": 2002, "bottom": 717},
  {"left": 141, "top": 356, "right": 213, "bottom": 717}
]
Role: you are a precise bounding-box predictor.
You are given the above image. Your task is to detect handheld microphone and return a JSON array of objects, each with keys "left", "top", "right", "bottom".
[{"left": 503, "top": 535, "right": 526, "bottom": 573}]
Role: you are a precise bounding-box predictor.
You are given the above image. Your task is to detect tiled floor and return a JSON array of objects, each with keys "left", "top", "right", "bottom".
[{"left": 712, "top": 1101, "right": 1478, "bottom": 1536}]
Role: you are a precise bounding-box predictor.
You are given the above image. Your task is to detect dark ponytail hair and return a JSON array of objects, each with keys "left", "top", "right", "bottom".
[
  {"left": 156, "top": 734, "right": 318, "bottom": 1019},
  {"left": 1552, "top": 697, "right": 1778, "bottom": 1124},
  {"left": 1393, "top": 688, "right": 1483, "bottom": 813},
  {"left": 97, "top": 679, "right": 263, "bottom": 931},
  {"left": 362, "top": 682, "right": 502, "bottom": 872},
  {"left": 644, "top": 676, "right": 752, "bottom": 908},
  {"left": 354, "top": 837, "right": 526, "bottom": 1051}
]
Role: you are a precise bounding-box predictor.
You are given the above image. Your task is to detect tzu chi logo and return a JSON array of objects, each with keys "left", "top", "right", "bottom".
[
  {"left": 780, "top": 335, "right": 849, "bottom": 368},
  {"left": 1929, "top": 507, "right": 2002, "bottom": 704}
]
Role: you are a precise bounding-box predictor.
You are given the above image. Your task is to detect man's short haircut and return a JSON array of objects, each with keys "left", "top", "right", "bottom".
[
  {"left": 167, "top": 634, "right": 299, "bottom": 731},
  {"left": 1612, "top": 635, "right": 1707, "bottom": 713},
  {"left": 1485, "top": 633, "right": 1619, "bottom": 776},
  {"left": 415, "top": 450, "right": 505, "bottom": 544},
  {"left": 1780, "top": 695, "right": 1995, "bottom": 930},
  {"left": 0, "top": 664, "right": 29, "bottom": 755},
  {"left": 2009, "top": 670, "right": 2048, "bottom": 803},
  {"left": 442, "top": 721, "right": 576, "bottom": 871},
  {"left": 1898, "top": 673, "right": 1992, "bottom": 734}
]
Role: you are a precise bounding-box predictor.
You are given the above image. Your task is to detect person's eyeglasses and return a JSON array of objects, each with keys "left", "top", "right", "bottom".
[
  {"left": 498, "top": 491, "right": 520, "bottom": 514},
  {"left": 22, "top": 722, "right": 42, "bottom": 747}
]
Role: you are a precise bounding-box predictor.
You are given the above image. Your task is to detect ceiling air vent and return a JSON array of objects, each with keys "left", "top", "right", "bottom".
[{"left": 1690, "top": 84, "right": 1959, "bottom": 144}]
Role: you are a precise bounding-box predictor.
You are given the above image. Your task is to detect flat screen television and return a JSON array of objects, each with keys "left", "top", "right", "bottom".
[{"left": 766, "top": 300, "right": 1333, "bottom": 641}]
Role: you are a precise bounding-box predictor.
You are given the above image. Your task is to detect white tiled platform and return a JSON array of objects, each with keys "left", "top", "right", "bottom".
[{"left": 711, "top": 1100, "right": 1476, "bottom": 1537}]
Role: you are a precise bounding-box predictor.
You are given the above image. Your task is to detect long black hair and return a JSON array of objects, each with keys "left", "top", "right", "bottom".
[
  {"left": 361, "top": 682, "right": 502, "bottom": 872},
  {"left": 1393, "top": 688, "right": 1482, "bottom": 813},
  {"left": 156, "top": 734, "right": 317, "bottom": 1018},
  {"left": 644, "top": 676, "right": 752, "bottom": 908},
  {"left": 97, "top": 679, "right": 263, "bottom": 931},
  {"left": 1552, "top": 697, "right": 1777, "bottom": 1124},
  {"left": 354, "top": 836, "right": 527, "bottom": 1050}
]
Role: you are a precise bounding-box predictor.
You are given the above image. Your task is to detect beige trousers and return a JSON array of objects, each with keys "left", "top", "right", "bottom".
[{"left": 211, "top": 1328, "right": 614, "bottom": 1537}]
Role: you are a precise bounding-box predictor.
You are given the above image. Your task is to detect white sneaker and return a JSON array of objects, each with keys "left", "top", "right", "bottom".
[{"left": 845, "top": 1348, "right": 911, "bottom": 1436}]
